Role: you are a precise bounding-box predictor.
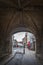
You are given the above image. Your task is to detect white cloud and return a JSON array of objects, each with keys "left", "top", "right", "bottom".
[{"left": 14, "top": 32, "right": 26, "bottom": 41}]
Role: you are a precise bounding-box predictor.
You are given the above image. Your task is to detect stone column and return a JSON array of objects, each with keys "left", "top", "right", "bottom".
[
  {"left": 40, "top": 33, "right": 43, "bottom": 60},
  {"left": 35, "top": 33, "right": 42, "bottom": 59},
  {"left": 5, "top": 35, "right": 12, "bottom": 55}
]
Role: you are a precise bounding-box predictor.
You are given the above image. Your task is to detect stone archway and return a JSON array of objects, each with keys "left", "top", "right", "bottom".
[
  {"left": 0, "top": 8, "right": 43, "bottom": 60},
  {"left": 9, "top": 26, "right": 38, "bottom": 55},
  {"left": 7, "top": 11, "right": 40, "bottom": 57}
]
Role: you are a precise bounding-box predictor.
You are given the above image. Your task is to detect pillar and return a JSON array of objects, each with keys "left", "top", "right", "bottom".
[{"left": 35, "top": 33, "right": 42, "bottom": 59}]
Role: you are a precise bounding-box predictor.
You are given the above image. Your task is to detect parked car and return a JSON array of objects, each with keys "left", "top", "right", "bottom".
[{"left": 17, "top": 43, "right": 24, "bottom": 48}]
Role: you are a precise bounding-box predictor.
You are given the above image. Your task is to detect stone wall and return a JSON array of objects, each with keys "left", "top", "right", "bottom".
[
  {"left": 0, "top": 33, "right": 12, "bottom": 59},
  {"left": 41, "top": 39, "right": 43, "bottom": 60},
  {"left": 40, "top": 33, "right": 43, "bottom": 60}
]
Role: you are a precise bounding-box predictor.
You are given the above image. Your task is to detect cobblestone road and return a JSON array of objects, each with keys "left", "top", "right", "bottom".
[{"left": 5, "top": 48, "right": 42, "bottom": 65}]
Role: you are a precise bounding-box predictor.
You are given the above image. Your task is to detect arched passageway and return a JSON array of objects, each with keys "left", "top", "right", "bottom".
[
  {"left": 0, "top": 11, "right": 43, "bottom": 64},
  {"left": 0, "top": 0, "right": 43, "bottom": 65},
  {"left": 3, "top": 31, "right": 41, "bottom": 65}
]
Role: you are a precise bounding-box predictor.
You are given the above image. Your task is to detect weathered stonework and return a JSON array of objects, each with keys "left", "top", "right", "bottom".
[{"left": 0, "top": 0, "right": 43, "bottom": 60}]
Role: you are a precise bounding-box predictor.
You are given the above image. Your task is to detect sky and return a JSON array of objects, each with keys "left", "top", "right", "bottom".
[
  {"left": 13, "top": 32, "right": 35, "bottom": 42},
  {"left": 14, "top": 32, "right": 26, "bottom": 42}
]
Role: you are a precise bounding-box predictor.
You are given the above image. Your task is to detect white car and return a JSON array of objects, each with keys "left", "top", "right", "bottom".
[{"left": 17, "top": 43, "right": 24, "bottom": 48}]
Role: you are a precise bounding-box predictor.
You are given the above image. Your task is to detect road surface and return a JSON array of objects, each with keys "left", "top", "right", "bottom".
[{"left": 5, "top": 48, "right": 42, "bottom": 65}]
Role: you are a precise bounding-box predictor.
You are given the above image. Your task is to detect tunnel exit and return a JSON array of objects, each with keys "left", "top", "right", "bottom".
[
  {"left": 4, "top": 32, "right": 41, "bottom": 65},
  {"left": 12, "top": 32, "right": 36, "bottom": 55}
]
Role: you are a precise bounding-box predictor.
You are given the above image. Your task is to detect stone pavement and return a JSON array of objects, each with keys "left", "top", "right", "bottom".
[
  {"left": 3, "top": 48, "right": 43, "bottom": 65},
  {"left": 0, "top": 50, "right": 16, "bottom": 65},
  {"left": 0, "top": 47, "right": 24, "bottom": 65}
]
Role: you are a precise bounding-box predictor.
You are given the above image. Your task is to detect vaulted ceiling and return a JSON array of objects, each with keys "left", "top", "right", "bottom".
[
  {"left": 0, "top": 0, "right": 43, "bottom": 37},
  {"left": 0, "top": 0, "right": 43, "bottom": 8}
]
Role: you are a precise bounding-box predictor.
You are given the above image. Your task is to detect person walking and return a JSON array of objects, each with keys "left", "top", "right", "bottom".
[{"left": 27, "top": 41, "right": 30, "bottom": 49}]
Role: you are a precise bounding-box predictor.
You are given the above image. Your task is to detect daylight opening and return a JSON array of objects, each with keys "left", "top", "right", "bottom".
[{"left": 12, "top": 32, "right": 36, "bottom": 54}]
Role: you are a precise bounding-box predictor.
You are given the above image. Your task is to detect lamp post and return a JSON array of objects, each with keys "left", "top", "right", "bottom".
[
  {"left": 25, "top": 32, "right": 27, "bottom": 47},
  {"left": 23, "top": 32, "right": 27, "bottom": 54}
]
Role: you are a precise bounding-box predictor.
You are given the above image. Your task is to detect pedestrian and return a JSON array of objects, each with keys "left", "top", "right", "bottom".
[{"left": 27, "top": 41, "right": 30, "bottom": 49}]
